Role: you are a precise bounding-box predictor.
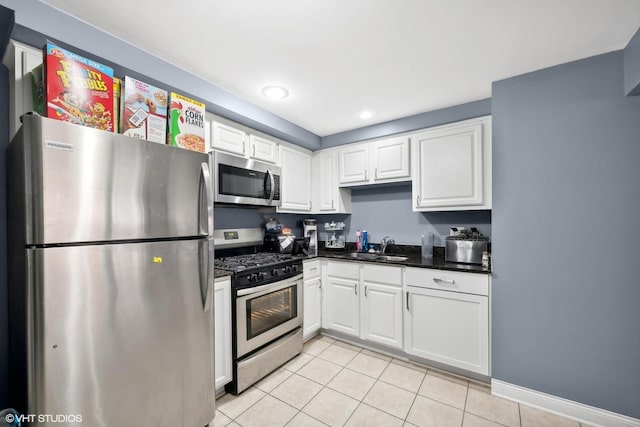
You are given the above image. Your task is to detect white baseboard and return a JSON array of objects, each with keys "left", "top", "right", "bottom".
[{"left": 491, "top": 380, "right": 640, "bottom": 427}]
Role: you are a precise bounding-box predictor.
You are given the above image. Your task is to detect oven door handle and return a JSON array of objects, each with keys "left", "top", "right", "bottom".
[{"left": 236, "top": 273, "right": 303, "bottom": 297}]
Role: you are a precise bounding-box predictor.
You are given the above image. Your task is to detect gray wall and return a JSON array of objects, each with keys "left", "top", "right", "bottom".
[
  {"left": 492, "top": 50, "right": 640, "bottom": 418},
  {"left": 317, "top": 184, "right": 491, "bottom": 246},
  {"left": 624, "top": 28, "right": 640, "bottom": 95},
  {"left": 321, "top": 99, "right": 491, "bottom": 147},
  {"left": 0, "top": 61, "right": 9, "bottom": 410},
  {"left": 0, "top": 3, "right": 12, "bottom": 409}
]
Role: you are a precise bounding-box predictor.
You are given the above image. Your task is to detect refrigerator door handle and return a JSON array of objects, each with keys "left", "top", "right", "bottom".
[
  {"left": 199, "top": 239, "right": 214, "bottom": 312},
  {"left": 199, "top": 161, "right": 214, "bottom": 312},
  {"left": 200, "top": 162, "right": 214, "bottom": 236}
]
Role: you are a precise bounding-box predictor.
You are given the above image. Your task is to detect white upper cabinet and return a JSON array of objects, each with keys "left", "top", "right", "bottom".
[
  {"left": 312, "top": 150, "right": 351, "bottom": 214},
  {"left": 371, "top": 136, "right": 411, "bottom": 182},
  {"left": 249, "top": 134, "right": 278, "bottom": 164},
  {"left": 211, "top": 118, "right": 279, "bottom": 164},
  {"left": 212, "top": 121, "right": 247, "bottom": 156},
  {"left": 278, "top": 145, "right": 312, "bottom": 213},
  {"left": 338, "top": 136, "right": 411, "bottom": 186},
  {"left": 3, "top": 41, "right": 43, "bottom": 138},
  {"left": 412, "top": 116, "right": 491, "bottom": 211},
  {"left": 338, "top": 143, "right": 370, "bottom": 185}
]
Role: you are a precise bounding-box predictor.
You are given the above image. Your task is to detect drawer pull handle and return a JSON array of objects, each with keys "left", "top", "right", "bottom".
[
  {"left": 406, "top": 291, "right": 410, "bottom": 310},
  {"left": 433, "top": 277, "right": 455, "bottom": 285},
  {"left": 354, "top": 283, "right": 358, "bottom": 295},
  {"left": 365, "top": 285, "right": 368, "bottom": 297}
]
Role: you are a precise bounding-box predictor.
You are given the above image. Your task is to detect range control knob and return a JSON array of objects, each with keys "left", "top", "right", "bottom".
[
  {"left": 271, "top": 269, "right": 279, "bottom": 277},
  {"left": 292, "top": 265, "right": 298, "bottom": 272},
  {"left": 248, "top": 273, "right": 258, "bottom": 282},
  {"left": 258, "top": 272, "right": 267, "bottom": 280},
  {"left": 284, "top": 266, "right": 292, "bottom": 273}
]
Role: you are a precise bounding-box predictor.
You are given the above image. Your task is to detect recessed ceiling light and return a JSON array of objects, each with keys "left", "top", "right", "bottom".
[
  {"left": 261, "top": 85, "right": 289, "bottom": 100},
  {"left": 359, "top": 111, "right": 373, "bottom": 120}
]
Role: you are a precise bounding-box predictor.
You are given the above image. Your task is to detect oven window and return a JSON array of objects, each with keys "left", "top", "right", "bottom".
[
  {"left": 219, "top": 164, "right": 268, "bottom": 199},
  {"left": 246, "top": 285, "right": 298, "bottom": 339}
]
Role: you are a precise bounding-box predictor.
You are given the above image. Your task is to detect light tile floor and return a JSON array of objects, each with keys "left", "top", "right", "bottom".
[{"left": 215, "top": 335, "right": 587, "bottom": 427}]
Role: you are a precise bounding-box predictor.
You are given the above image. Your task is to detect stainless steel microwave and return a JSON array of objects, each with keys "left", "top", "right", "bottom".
[{"left": 213, "top": 151, "right": 281, "bottom": 207}]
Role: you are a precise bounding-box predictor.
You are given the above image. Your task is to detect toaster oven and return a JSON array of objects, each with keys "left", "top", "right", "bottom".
[{"left": 445, "top": 236, "right": 489, "bottom": 265}]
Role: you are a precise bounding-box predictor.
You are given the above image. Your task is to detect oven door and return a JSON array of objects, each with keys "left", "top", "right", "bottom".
[
  {"left": 236, "top": 274, "right": 302, "bottom": 357},
  {"left": 214, "top": 151, "right": 281, "bottom": 207}
]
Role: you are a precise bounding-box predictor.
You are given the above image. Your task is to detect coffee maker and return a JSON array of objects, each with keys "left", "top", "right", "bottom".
[{"left": 303, "top": 219, "right": 317, "bottom": 257}]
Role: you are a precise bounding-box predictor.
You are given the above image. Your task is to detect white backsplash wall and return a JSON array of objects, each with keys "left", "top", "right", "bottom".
[{"left": 317, "top": 184, "right": 491, "bottom": 246}]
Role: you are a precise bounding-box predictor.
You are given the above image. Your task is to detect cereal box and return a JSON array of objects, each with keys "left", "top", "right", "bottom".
[
  {"left": 44, "top": 42, "right": 114, "bottom": 132},
  {"left": 168, "top": 92, "right": 206, "bottom": 152},
  {"left": 121, "top": 76, "right": 168, "bottom": 143}
]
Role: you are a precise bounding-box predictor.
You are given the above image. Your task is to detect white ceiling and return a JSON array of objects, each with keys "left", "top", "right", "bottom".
[{"left": 39, "top": 0, "right": 640, "bottom": 136}]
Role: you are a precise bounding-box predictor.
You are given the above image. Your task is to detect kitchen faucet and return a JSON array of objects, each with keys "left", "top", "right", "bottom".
[{"left": 381, "top": 236, "right": 395, "bottom": 253}]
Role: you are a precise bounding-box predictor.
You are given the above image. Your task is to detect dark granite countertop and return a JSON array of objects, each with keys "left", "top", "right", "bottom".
[
  {"left": 312, "top": 244, "right": 491, "bottom": 274},
  {"left": 214, "top": 269, "right": 232, "bottom": 279}
]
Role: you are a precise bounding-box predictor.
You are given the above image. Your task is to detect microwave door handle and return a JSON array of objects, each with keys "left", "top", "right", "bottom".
[{"left": 266, "top": 169, "right": 275, "bottom": 205}]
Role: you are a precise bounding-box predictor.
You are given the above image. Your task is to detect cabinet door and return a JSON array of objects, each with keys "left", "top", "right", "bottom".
[
  {"left": 249, "top": 134, "right": 278, "bottom": 164},
  {"left": 339, "top": 143, "right": 369, "bottom": 185},
  {"left": 315, "top": 151, "right": 336, "bottom": 211},
  {"left": 4, "top": 41, "right": 43, "bottom": 138},
  {"left": 372, "top": 136, "right": 410, "bottom": 182},
  {"left": 404, "top": 286, "right": 489, "bottom": 375},
  {"left": 214, "top": 277, "right": 233, "bottom": 391},
  {"left": 324, "top": 275, "right": 360, "bottom": 337},
  {"left": 361, "top": 282, "right": 403, "bottom": 349},
  {"left": 212, "top": 121, "right": 246, "bottom": 156},
  {"left": 303, "top": 277, "right": 322, "bottom": 340},
  {"left": 412, "top": 120, "right": 486, "bottom": 210},
  {"left": 278, "top": 146, "right": 312, "bottom": 212}
]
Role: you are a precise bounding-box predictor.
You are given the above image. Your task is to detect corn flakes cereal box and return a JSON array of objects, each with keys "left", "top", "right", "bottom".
[
  {"left": 44, "top": 42, "right": 114, "bottom": 132},
  {"left": 121, "top": 76, "right": 168, "bottom": 143},
  {"left": 168, "top": 92, "right": 206, "bottom": 152}
]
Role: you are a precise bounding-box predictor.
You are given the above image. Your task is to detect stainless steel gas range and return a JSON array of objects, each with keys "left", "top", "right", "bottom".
[{"left": 214, "top": 228, "right": 303, "bottom": 395}]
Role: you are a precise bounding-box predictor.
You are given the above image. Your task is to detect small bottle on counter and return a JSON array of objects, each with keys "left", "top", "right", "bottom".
[{"left": 482, "top": 251, "right": 491, "bottom": 268}]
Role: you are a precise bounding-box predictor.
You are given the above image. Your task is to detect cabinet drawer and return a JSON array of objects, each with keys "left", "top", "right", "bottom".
[
  {"left": 327, "top": 261, "right": 360, "bottom": 280},
  {"left": 362, "top": 264, "right": 401, "bottom": 285},
  {"left": 404, "top": 268, "right": 488, "bottom": 296},
  {"left": 303, "top": 259, "right": 321, "bottom": 279}
]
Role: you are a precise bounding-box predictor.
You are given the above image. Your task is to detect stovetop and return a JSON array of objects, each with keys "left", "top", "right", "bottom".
[
  {"left": 215, "top": 252, "right": 295, "bottom": 272},
  {"left": 215, "top": 251, "right": 303, "bottom": 288}
]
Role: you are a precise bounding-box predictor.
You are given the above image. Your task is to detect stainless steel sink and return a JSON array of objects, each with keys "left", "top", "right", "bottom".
[
  {"left": 346, "top": 253, "right": 409, "bottom": 262},
  {"left": 378, "top": 255, "right": 409, "bottom": 262},
  {"left": 347, "top": 252, "right": 379, "bottom": 259}
]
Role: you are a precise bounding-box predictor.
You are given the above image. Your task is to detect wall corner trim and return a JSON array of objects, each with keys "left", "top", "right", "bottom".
[
  {"left": 491, "top": 380, "right": 640, "bottom": 427},
  {"left": 624, "top": 27, "right": 640, "bottom": 96}
]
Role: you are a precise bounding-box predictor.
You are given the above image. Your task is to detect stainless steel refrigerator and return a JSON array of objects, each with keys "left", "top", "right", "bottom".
[{"left": 7, "top": 115, "right": 215, "bottom": 426}]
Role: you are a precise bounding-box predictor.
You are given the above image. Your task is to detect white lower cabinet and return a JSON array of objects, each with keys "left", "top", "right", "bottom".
[
  {"left": 324, "top": 275, "right": 360, "bottom": 337},
  {"left": 360, "top": 264, "right": 403, "bottom": 349},
  {"left": 323, "top": 262, "right": 403, "bottom": 349},
  {"left": 303, "top": 260, "right": 322, "bottom": 340},
  {"left": 404, "top": 268, "right": 490, "bottom": 375},
  {"left": 323, "top": 261, "right": 360, "bottom": 337},
  {"left": 214, "top": 276, "right": 232, "bottom": 392}
]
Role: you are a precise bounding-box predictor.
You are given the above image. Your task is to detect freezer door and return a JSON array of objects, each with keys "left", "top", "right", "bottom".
[
  {"left": 27, "top": 240, "right": 214, "bottom": 426},
  {"left": 12, "top": 115, "right": 212, "bottom": 245}
]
